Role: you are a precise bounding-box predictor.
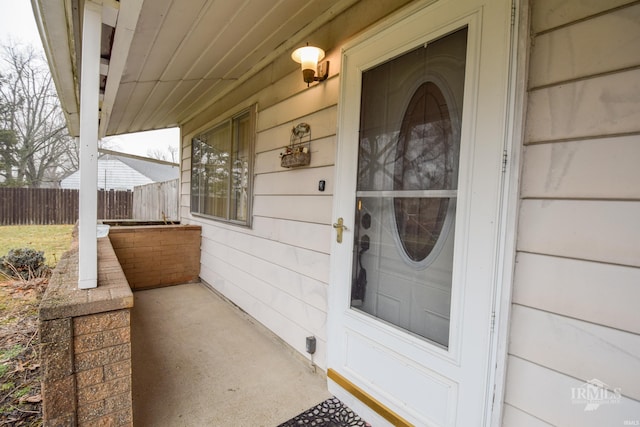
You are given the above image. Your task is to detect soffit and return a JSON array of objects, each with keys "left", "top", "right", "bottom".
[{"left": 105, "top": 0, "right": 351, "bottom": 136}]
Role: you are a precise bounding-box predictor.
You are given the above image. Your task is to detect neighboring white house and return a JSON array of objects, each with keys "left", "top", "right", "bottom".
[
  {"left": 33, "top": 0, "right": 640, "bottom": 425},
  {"left": 60, "top": 151, "right": 178, "bottom": 191}
]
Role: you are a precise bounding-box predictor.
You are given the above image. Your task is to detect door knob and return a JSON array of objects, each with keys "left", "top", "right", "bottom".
[{"left": 333, "top": 217, "right": 347, "bottom": 243}]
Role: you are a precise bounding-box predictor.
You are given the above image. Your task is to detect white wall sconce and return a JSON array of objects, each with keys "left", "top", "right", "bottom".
[{"left": 291, "top": 44, "right": 329, "bottom": 86}]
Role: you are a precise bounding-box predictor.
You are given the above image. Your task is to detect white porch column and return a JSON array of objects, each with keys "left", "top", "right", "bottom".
[{"left": 78, "top": 1, "right": 102, "bottom": 289}]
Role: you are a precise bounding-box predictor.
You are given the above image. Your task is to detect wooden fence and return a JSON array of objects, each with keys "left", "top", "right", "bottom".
[
  {"left": 133, "top": 179, "right": 179, "bottom": 221},
  {"left": 0, "top": 187, "right": 133, "bottom": 225},
  {"left": 97, "top": 189, "right": 133, "bottom": 221}
]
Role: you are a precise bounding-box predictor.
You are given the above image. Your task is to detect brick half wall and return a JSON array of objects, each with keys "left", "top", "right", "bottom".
[
  {"left": 39, "top": 237, "right": 134, "bottom": 426},
  {"left": 108, "top": 225, "right": 201, "bottom": 290}
]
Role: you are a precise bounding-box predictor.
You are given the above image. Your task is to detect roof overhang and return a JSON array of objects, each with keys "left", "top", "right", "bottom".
[{"left": 32, "top": 0, "right": 359, "bottom": 138}]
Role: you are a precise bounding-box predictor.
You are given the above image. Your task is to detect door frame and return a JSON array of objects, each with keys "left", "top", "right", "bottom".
[
  {"left": 488, "top": 0, "right": 528, "bottom": 425},
  {"left": 327, "top": 0, "right": 525, "bottom": 425}
]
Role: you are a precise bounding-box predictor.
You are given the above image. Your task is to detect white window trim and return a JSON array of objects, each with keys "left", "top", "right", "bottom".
[{"left": 190, "top": 106, "right": 256, "bottom": 228}]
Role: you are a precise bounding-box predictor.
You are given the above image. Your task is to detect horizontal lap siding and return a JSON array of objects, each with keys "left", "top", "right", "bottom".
[
  {"left": 518, "top": 199, "right": 640, "bottom": 267},
  {"left": 530, "top": 0, "right": 636, "bottom": 35},
  {"left": 528, "top": 5, "right": 640, "bottom": 88},
  {"left": 180, "top": 72, "right": 338, "bottom": 369},
  {"left": 509, "top": 305, "right": 640, "bottom": 400},
  {"left": 506, "top": 0, "right": 640, "bottom": 424},
  {"left": 502, "top": 404, "right": 554, "bottom": 427},
  {"left": 521, "top": 136, "right": 640, "bottom": 199},
  {"left": 179, "top": 143, "right": 191, "bottom": 220},
  {"left": 525, "top": 68, "right": 640, "bottom": 143},
  {"left": 248, "top": 85, "right": 338, "bottom": 369},
  {"left": 505, "top": 357, "right": 640, "bottom": 427},
  {"left": 513, "top": 253, "right": 640, "bottom": 335},
  {"left": 174, "top": 0, "right": 419, "bottom": 370}
]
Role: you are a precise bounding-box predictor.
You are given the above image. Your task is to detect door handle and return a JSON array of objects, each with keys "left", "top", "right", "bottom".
[{"left": 333, "top": 217, "right": 347, "bottom": 243}]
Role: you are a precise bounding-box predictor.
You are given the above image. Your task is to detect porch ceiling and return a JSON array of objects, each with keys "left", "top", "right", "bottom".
[{"left": 33, "top": 0, "right": 357, "bottom": 137}]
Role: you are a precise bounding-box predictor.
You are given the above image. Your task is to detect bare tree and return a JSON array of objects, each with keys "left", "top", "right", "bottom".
[
  {"left": 147, "top": 145, "right": 178, "bottom": 163},
  {"left": 0, "top": 42, "right": 76, "bottom": 187},
  {"left": 167, "top": 145, "right": 178, "bottom": 163}
]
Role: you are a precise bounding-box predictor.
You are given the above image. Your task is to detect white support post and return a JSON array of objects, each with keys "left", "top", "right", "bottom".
[{"left": 78, "top": 2, "right": 102, "bottom": 289}]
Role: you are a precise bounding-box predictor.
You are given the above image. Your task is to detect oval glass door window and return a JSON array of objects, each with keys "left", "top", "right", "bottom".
[
  {"left": 393, "top": 81, "right": 458, "bottom": 264},
  {"left": 350, "top": 27, "right": 466, "bottom": 346}
]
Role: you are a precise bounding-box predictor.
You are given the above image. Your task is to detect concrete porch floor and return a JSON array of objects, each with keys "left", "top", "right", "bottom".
[{"left": 131, "top": 283, "right": 331, "bottom": 426}]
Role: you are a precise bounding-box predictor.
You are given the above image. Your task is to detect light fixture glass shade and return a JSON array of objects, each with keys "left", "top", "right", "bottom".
[{"left": 292, "top": 46, "right": 325, "bottom": 83}]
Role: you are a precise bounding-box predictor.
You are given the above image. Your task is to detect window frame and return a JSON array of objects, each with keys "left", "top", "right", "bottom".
[{"left": 190, "top": 106, "right": 256, "bottom": 227}]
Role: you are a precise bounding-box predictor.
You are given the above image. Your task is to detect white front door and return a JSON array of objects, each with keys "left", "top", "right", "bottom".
[{"left": 328, "top": 1, "right": 513, "bottom": 425}]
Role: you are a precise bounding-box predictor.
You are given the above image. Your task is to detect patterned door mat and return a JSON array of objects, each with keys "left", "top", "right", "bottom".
[{"left": 278, "top": 397, "right": 371, "bottom": 427}]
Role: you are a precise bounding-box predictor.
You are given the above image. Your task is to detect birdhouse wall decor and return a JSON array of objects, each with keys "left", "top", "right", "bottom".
[{"left": 281, "top": 123, "right": 311, "bottom": 168}]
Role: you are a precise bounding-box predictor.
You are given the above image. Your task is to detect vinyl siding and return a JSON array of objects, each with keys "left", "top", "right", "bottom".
[
  {"left": 180, "top": 81, "right": 337, "bottom": 369},
  {"left": 61, "top": 159, "right": 153, "bottom": 190},
  {"left": 505, "top": 357, "right": 640, "bottom": 426},
  {"left": 178, "top": 1, "right": 413, "bottom": 370},
  {"left": 505, "top": 0, "right": 640, "bottom": 424},
  {"left": 174, "top": 0, "right": 640, "bottom": 419}
]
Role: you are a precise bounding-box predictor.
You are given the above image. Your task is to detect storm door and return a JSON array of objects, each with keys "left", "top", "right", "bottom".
[
  {"left": 351, "top": 28, "right": 465, "bottom": 349},
  {"left": 328, "top": 1, "right": 513, "bottom": 426}
]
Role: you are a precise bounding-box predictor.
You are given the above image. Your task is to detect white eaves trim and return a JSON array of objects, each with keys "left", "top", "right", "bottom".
[
  {"left": 32, "top": 0, "right": 143, "bottom": 138},
  {"left": 99, "top": 0, "right": 144, "bottom": 138},
  {"left": 31, "top": 0, "right": 80, "bottom": 136}
]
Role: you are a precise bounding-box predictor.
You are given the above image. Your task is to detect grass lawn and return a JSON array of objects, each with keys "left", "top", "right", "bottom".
[
  {"left": 0, "top": 224, "right": 72, "bottom": 425},
  {"left": 0, "top": 225, "right": 74, "bottom": 268}
]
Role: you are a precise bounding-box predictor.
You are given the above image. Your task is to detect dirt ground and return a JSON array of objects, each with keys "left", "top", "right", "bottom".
[{"left": 0, "top": 277, "right": 46, "bottom": 426}]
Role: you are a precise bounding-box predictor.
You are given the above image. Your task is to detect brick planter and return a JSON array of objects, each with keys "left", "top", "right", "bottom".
[
  {"left": 108, "top": 224, "right": 201, "bottom": 290},
  {"left": 39, "top": 237, "right": 134, "bottom": 426}
]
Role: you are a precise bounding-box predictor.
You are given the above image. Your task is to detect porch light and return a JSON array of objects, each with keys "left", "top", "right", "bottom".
[{"left": 291, "top": 44, "right": 329, "bottom": 86}]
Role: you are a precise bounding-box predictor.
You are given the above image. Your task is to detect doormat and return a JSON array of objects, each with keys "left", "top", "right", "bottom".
[{"left": 278, "top": 397, "right": 371, "bottom": 427}]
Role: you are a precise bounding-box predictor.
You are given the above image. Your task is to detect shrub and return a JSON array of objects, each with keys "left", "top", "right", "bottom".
[{"left": 0, "top": 248, "right": 49, "bottom": 280}]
